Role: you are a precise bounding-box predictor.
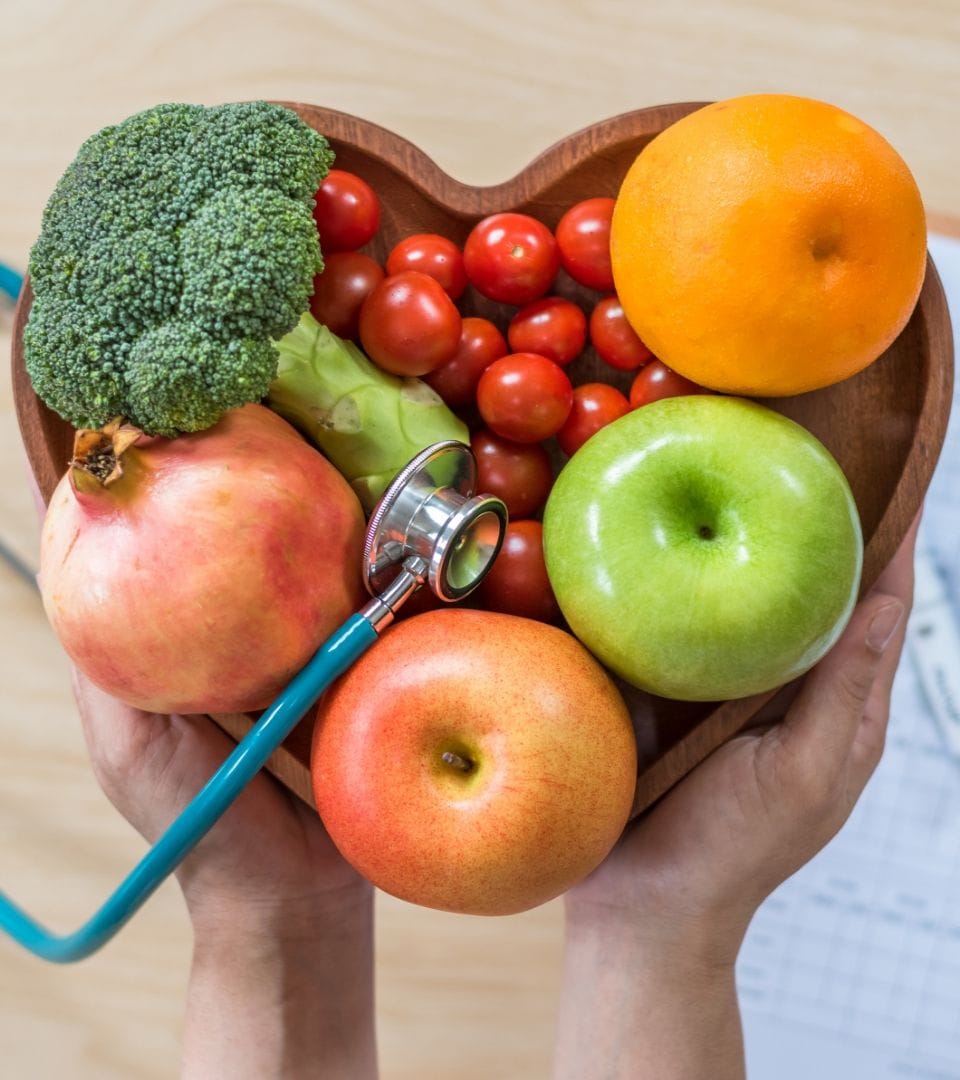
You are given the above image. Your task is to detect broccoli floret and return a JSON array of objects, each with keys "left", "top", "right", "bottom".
[
  {"left": 179, "top": 187, "right": 320, "bottom": 340},
  {"left": 126, "top": 322, "right": 277, "bottom": 434},
  {"left": 22, "top": 298, "right": 128, "bottom": 428},
  {"left": 70, "top": 228, "right": 182, "bottom": 333},
  {"left": 25, "top": 101, "right": 334, "bottom": 437}
]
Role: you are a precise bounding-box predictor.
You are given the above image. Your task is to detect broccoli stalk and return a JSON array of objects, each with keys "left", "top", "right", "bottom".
[
  {"left": 24, "top": 101, "right": 334, "bottom": 437},
  {"left": 269, "top": 313, "right": 469, "bottom": 511}
]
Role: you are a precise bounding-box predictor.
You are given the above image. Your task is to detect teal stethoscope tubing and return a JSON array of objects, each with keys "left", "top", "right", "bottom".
[
  {"left": 0, "top": 613, "right": 377, "bottom": 962},
  {"left": 0, "top": 262, "right": 23, "bottom": 302}
]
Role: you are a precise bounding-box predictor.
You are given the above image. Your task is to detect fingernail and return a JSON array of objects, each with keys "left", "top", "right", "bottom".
[{"left": 866, "top": 601, "right": 905, "bottom": 653}]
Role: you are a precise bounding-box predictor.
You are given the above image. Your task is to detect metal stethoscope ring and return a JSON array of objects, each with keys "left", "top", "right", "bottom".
[
  {"left": 0, "top": 441, "right": 507, "bottom": 962},
  {"left": 363, "top": 440, "right": 507, "bottom": 620}
]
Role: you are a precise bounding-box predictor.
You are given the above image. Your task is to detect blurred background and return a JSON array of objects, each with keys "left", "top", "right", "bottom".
[{"left": 0, "top": 2, "right": 957, "bottom": 1077}]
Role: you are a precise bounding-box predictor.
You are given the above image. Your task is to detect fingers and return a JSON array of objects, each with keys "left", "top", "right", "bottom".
[
  {"left": 776, "top": 593, "right": 904, "bottom": 788},
  {"left": 73, "top": 667, "right": 166, "bottom": 764},
  {"left": 850, "top": 511, "right": 922, "bottom": 781},
  {"left": 859, "top": 511, "right": 920, "bottom": 712},
  {"left": 71, "top": 668, "right": 298, "bottom": 850},
  {"left": 72, "top": 670, "right": 226, "bottom": 840},
  {"left": 71, "top": 669, "right": 176, "bottom": 834},
  {"left": 748, "top": 677, "right": 802, "bottom": 727},
  {"left": 772, "top": 509, "right": 920, "bottom": 785}
]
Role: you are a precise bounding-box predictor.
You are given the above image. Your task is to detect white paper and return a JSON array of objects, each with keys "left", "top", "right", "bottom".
[{"left": 739, "top": 233, "right": 960, "bottom": 1079}]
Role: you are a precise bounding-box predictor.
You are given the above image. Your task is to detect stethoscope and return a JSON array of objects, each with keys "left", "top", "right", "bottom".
[{"left": 0, "top": 441, "right": 507, "bottom": 962}]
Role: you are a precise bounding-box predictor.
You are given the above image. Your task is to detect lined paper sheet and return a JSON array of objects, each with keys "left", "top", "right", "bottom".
[{"left": 740, "top": 233, "right": 960, "bottom": 1079}]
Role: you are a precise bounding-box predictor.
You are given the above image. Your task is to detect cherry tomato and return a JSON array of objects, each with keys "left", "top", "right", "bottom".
[
  {"left": 463, "top": 213, "right": 560, "bottom": 305},
  {"left": 476, "top": 352, "right": 574, "bottom": 443},
  {"left": 555, "top": 197, "right": 616, "bottom": 291},
  {"left": 386, "top": 233, "right": 468, "bottom": 301},
  {"left": 423, "top": 317, "right": 507, "bottom": 407},
  {"left": 359, "top": 271, "right": 462, "bottom": 377},
  {"left": 630, "top": 360, "right": 708, "bottom": 407},
  {"left": 313, "top": 170, "right": 381, "bottom": 253},
  {"left": 476, "top": 520, "right": 561, "bottom": 624},
  {"left": 557, "top": 383, "right": 630, "bottom": 457},
  {"left": 589, "top": 296, "right": 654, "bottom": 371},
  {"left": 507, "top": 297, "right": 587, "bottom": 367},
  {"left": 309, "top": 252, "right": 384, "bottom": 339},
  {"left": 473, "top": 428, "right": 554, "bottom": 518}
]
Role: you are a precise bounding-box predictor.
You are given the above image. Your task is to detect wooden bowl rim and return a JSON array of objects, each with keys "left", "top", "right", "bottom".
[
  {"left": 10, "top": 101, "right": 955, "bottom": 816},
  {"left": 277, "top": 99, "right": 710, "bottom": 213}
]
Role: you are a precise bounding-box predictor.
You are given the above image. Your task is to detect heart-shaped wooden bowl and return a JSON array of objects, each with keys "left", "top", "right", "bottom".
[{"left": 11, "top": 102, "right": 954, "bottom": 818}]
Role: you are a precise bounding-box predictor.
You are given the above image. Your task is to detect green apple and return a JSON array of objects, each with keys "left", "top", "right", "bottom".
[{"left": 542, "top": 396, "right": 863, "bottom": 701}]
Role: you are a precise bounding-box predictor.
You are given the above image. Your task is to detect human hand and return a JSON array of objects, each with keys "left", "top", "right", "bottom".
[
  {"left": 554, "top": 516, "right": 919, "bottom": 1080},
  {"left": 569, "top": 514, "right": 917, "bottom": 954},
  {"left": 31, "top": 426, "right": 377, "bottom": 1076},
  {"left": 71, "top": 677, "right": 376, "bottom": 1079},
  {"left": 30, "top": 444, "right": 368, "bottom": 929},
  {"left": 72, "top": 672, "right": 369, "bottom": 926}
]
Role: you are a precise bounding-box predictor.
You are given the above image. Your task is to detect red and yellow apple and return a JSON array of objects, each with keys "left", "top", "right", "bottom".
[{"left": 311, "top": 609, "right": 637, "bottom": 915}]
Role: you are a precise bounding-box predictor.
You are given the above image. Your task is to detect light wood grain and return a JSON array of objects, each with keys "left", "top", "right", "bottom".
[{"left": 1, "top": 3, "right": 958, "bottom": 1078}]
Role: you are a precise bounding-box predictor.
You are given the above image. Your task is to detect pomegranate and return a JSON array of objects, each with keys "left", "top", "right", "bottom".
[{"left": 40, "top": 404, "right": 366, "bottom": 714}]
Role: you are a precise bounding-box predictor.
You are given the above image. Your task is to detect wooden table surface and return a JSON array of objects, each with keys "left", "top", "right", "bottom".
[{"left": 0, "top": 2, "right": 957, "bottom": 1077}]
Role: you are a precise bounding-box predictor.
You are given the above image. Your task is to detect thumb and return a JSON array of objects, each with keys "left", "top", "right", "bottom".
[{"left": 778, "top": 594, "right": 905, "bottom": 772}]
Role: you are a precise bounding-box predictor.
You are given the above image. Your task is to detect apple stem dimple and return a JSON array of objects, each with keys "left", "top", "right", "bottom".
[
  {"left": 441, "top": 750, "right": 475, "bottom": 773},
  {"left": 698, "top": 524, "right": 715, "bottom": 540}
]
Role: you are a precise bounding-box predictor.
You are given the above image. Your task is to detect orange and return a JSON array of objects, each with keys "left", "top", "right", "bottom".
[{"left": 610, "top": 94, "right": 927, "bottom": 396}]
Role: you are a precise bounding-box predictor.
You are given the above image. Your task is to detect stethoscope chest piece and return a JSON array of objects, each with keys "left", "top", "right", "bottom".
[{"left": 363, "top": 441, "right": 508, "bottom": 603}]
